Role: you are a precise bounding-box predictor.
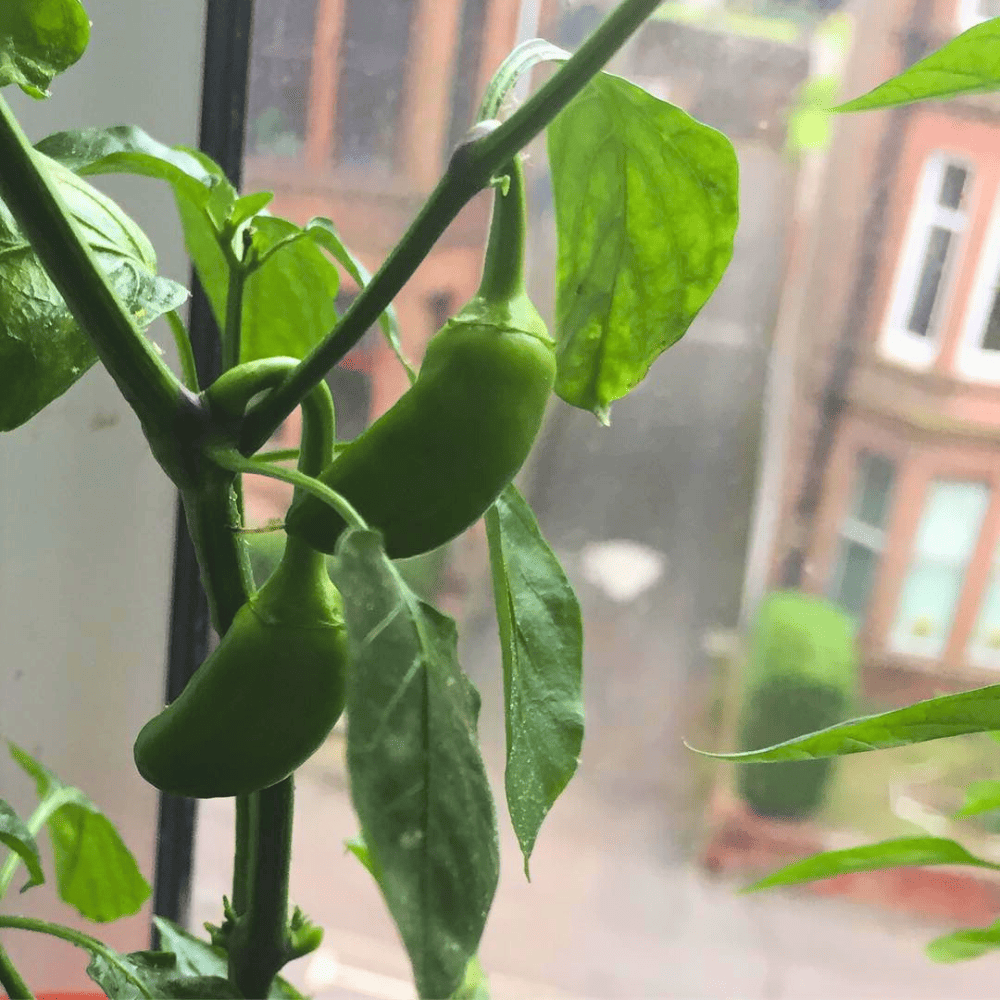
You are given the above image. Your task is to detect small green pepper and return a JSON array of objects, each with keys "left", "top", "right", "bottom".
[
  {"left": 134, "top": 371, "right": 347, "bottom": 798},
  {"left": 284, "top": 152, "right": 555, "bottom": 559}
]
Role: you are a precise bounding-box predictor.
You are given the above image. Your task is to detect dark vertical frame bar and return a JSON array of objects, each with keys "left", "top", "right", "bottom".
[{"left": 152, "top": 0, "right": 255, "bottom": 945}]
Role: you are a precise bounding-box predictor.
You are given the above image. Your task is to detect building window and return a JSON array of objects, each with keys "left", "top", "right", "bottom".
[
  {"left": 957, "top": 189, "right": 1000, "bottom": 381},
  {"left": 827, "top": 452, "right": 896, "bottom": 623},
  {"left": 246, "top": 0, "right": 319, "bottom": 157},
  {"left": 336, "top": 0, "right": 417, "bottom": 170},
  {"left": 957, "top": 0, "right": 1000, "bottom": 31},
  {"left": 969, "top": 537, "right": 1000, "bottom": 668},
  {"left": 890, "top": 479, "right": 989, "bottom": 658},
  {"left": 881, "top": 155, "right": 971, "bottom": 369}
]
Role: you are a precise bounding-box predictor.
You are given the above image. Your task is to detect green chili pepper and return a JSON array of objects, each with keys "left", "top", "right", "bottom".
[
  {"left": 133, "top": 370, "right": 348, "bottom": 798},
  {"left": 284, "top": 152, "right": 555, "bottom": 559}
]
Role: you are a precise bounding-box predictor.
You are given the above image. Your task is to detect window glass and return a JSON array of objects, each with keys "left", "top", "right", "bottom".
[
  {"left": 828, "top": 452, "right": 896, "bottom": 622},
  {"left": 245, "top": 0, "right": 318, "bottom": 157},
  {"left": 336, "top": 0, "right": 417, "bottom": 169},
  {"left": 890, "top": 480, "right": 989, "bottom": 656}
]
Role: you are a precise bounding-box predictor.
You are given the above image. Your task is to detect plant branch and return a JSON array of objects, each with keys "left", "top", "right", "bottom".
[
  {"left": 238, "top": 0, "right": 662, "bottom": 452},
  {"left": 0, "top": 916, "right": 152, "bottom": 997},
  {"left": 0, "top": 942, "right": 34, "bottom": 1000},
  {"left": 229, "top": 778, "right": 295, "bottom": 997},
  {"left": 0, "top": 96, "right": 202, "bottom": 454},
  {"left": 0, "top": 788, "right": 78, "bottom": 899}
]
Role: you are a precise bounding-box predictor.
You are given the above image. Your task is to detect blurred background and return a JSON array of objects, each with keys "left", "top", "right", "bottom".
[{"left": 11, "top": 0, "right": 1000, "bottom": 996}]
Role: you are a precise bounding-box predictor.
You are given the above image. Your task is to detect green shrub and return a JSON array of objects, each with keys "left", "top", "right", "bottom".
[{"left": 736, "top": 590, "right": 857, "bottom": 820}]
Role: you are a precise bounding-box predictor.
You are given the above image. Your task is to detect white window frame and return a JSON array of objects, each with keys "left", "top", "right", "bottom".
[
  {"left": 957, "top": 189, "right": 1000, "bottom": 381},
  {"left": 968, "top": 538, "right": 1000, "bottom": 669},
  {"left": 880, "top": 153, "right": 972, "bottom": 370},
  {"left": 957, "top": 0, "right": 1000, "bottom": 31}
]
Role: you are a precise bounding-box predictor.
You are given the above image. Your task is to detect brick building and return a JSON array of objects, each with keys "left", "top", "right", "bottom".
[{"left": 762, "top": 0, "right": 1000, "bottom": 701}]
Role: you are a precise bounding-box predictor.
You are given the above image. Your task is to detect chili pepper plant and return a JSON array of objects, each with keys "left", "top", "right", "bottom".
[{"left": 0, "top": 1, "right": 739, "bottom": 995}]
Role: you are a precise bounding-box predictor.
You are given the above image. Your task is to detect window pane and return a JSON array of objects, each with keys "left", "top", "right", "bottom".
[
  {"left": 913, "top": 481, "right": 989, "bottom": 560},
  {"left": 829, "top": 539, "right": 879, "bottom": 622},
  {"left": 906, "top": 225, "right": 951, "bottom": 336},
  {"left": 939, "top": 164, "right": 968, "bottom": 210},
  {"left": 981, "top": 279, "right": 1000, "bottom": 351},
  {"left": 891, "top": 480, "right": 989, "bottom": 656},
  {"left": 853, "top": 452, "right": 895, "bottom": 527},
  {"left": 337, "top": 0, "right": 416, "bottom": 168},
  {"left": 444, "top": 0, "right": 489, "bottom": 158}
]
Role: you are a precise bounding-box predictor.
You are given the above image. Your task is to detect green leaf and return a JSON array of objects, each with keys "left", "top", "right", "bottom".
[
  {"left": 452, "top": 955, "right": 490, "bottom": 1000},
  {"left": 0, "top": 798, "right": 44, "bottom": 893},
  {"left": 9, "top": 742, "right": 150, "bottom": 922},
  {"left": 0, "top": 0, "right": 90, "bottom": 98},
  {"left": 688, "top": 682, "right": 1000, "bottom": 763},
  {"left": 927, "top": 921, "right": 1000, "bottom": 963},
  {"left": 86, "top": 948, "right": 239, "bottom": 999},
  {"left": 746, "top": 836, "right": 1000, "bottom": 893},
  {"left": 547, "top": 72, "right": 739, "bottom": 423},
  {"left": 229, "top": 191, "right": 274, "bottom": 229},
  {"left": 837, "top": 18, "right": 1000, "bottom": 112},
  {"left": 477, "top": 38, "right": 571, "bottom": 121},
  {"left": 304, "top": 216, "right": 411, "bottom": 376},
  {"left": 955, "top": 779, "right": 1000, "bottom": 818},
  {"left": 0, "top": 152, "right": 189, "bottom": 430},
  {"left": 241, "top": 215, "right": 340, "bottom": 362},
  {"left": 484, "top": 486, "right": 583, "bottom": 876},
  {"left": 331, "top": 530, "right": 499, "bottom": 1000},
  {"left": 152, "top": 918, "right": 304, "bottom": 998}
]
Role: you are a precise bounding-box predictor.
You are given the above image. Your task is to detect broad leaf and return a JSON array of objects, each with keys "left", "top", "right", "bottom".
[
  {"left": 485, "top": 486, "right": 583, "bottom": 875},
  {"left": 547, "top": 72, "right": 739, "bottom": 423},
  {"left": 152, "top": 918, "right": 305, "bottom": 998},
  {"left": 86, "top": 948, "right": 239, "bottom": 999},
  {"left": 837, "top": 18, "right": 1000, "bottom": 112},
  {"left": 0, "top": 798, "right": 44, "bottom": 892},
  {"left": 747, "top": 836, "right": 1000, "bottom": 893},
  {"left": 956, "top": 779, "right": 1000, "bottom": 818},
  {"left": 0, "top": 153, "right": 189, "bottom": 430},
  {"left": 331, "top": 530, "right": 499, "bottom": 1000},
  {"left": 242, "top": 215, "right": 340, "bottom": 362},
  {"left": 927, "top": 921, "right": 1000, "bottom": 963},
  {"left": 9, "top": 742, "right": 150, "bottom": 922},
  {"left": 688, "top": 683, "right": 1000, "bottom": 763},
  {"left": 0, "top": 0, "right": 90, "bottom": 98}
]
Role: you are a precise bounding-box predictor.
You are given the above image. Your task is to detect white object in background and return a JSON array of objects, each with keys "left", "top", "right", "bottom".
[{"left": 580, "top": 539, "right": 666, "bottom": 602}]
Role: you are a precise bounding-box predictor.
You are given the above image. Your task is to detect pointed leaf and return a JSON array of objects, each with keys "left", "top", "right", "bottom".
[
  {"left": 747, "top": 836, "right": 1000, "bottom": 893},
  {"left": 548, "top": 72, "right": 739, "bottom": 422},
  {"left": 688, "top": 683, "right": 1000, "bottom": 763},
  {"left": 837, "top": 18, "right": 1000, "bottom": 112},
  {"left": 477, "top": 39, "right": 571, "bottom": 121},
  {"left": 927, "top": 921, "right": 1000, "bottom": 963},
  {"left": 305, "top": 217, "right": 410, "bottom": 374},
  {"left": 0, "top": 0, "right": 90, "bottom": 98},
  {"left": 0, "top": 152, "right": 188, "bottom": 430},
  {"left": 955, "top": 780, "right": 1000, "bottom": 818},
  {"left": 0, "top": 798, "right": 44, "bottom": 893},
  {"left": 485, "top": 486, "right": 583, "bottom": 875},
  {"left": 241, "top": 215, "right": 340, "bottom": 362},
  {"left": 331, "top": 530, "right": 499, "bottom": 1000},
  {"left": 86, "top": 948, "right": 239, "bottom": 999},
  {"left": 9, "top": 742, "right": 150, "bottom": 922}
]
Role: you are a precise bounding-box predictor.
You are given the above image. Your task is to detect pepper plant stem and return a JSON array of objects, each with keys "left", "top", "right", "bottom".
[
  {"left": 230, "top": 778, "right": 295, "bottom": 997},
  {"left": 0, "top": 96, "right": 202, "bottom": 464},
  {"left": 0, "top": 943, "right": 34, "bottom": 1000},
  {"left": 239, "top": 0, "right": 662, "bottom": 453}
]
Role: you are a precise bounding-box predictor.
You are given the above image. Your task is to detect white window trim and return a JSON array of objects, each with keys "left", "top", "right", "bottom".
[
  {"left": 957, "top": 187, "right": 1000, "bottom": 381},
  {"left": 880, "top": 153, "right": 972, "bottom": 370},
  {"left": 957, "top": 0, "right": 998, "bottom": 32}
]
